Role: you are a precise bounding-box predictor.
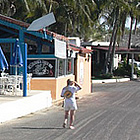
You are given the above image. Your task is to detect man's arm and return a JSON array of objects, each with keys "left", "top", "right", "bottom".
[
  {"left": 61, "top": 88, "right": 64, "bottom": 97},
  {"left": 73, "top": 81, "right": 82, "bottom": 90},
  {"left": 61, "top": 87, "right": 66, "bottom": 97}
]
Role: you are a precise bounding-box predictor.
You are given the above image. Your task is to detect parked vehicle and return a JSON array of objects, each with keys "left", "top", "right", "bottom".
[{"left": 129, "top": 59, "right": 140, "bottom": 70}]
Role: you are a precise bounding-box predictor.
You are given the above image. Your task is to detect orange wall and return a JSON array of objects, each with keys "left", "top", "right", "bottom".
[{"left": 31, "top": 75, "right": 74, "bottom": 100}]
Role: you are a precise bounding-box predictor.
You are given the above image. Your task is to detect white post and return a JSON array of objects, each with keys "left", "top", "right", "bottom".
[
  {"left": 131, "top": 53, "right": 134, "bottom": 79},
  {"left": 15, "top": 65, "right": 17, "bottom": 95}
]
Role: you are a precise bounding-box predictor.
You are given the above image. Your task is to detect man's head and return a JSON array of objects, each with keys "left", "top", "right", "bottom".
[{"left": 67, "top": 79, "right": 73, "bottom": 86}]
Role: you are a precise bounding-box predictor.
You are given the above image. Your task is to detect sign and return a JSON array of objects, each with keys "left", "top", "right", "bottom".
[
  {"left": 27, "top": 59, "right": 55, "bottom": 77},
  {"left": 27, "top": 12, "right": 56, "bottom": 31},
  {"left": 79, "top": 58, "right": 84, "bottom": 85},
  {"left": 54, "top": 38, "right": 66, "bottom": 59}
]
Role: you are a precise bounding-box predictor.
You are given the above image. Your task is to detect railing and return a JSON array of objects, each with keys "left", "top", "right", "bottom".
[{"left": 0, "top": 73, "right": 32, "bottom": 96}]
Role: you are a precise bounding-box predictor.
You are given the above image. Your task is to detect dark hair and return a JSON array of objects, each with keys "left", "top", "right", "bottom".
[{"left": 67, "top": 79, "right": 72, "bottom": 85}]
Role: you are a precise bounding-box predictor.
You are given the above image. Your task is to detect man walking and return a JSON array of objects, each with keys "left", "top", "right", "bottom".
[{"left": 61, "top": 79, "right": 82, "bottom": 129}]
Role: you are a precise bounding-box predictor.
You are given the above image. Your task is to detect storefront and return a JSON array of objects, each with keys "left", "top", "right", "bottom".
[
  {"left": 27, "top": 41, "right": 92, "bottom": 100},
  {"left": 0, "top": 14, "right": 92, "bottom": 100}
]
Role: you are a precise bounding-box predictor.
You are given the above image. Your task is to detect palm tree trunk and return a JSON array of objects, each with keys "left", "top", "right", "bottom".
[
  {"left": 104, "top": 27, "right": 114, "bottom": 73},
  {"left": 49, "top": 0, "right": 53, "bottom": 13},
  {"left": 42, "top": 1, "right": 48, "bottom": 13},
  {"left": 128, "top": 15, "right": 133, "bottom": 49},
  {"left": 105, "top": 6, "right": 119, "bottom": 74},
  {"left": 110, "top": 25, "right": 118, "bottom": 74},
  {"left": 133, "top": 17, "right": 137, "bottom": 35},
  {"left": 109, "top": 7, "right": 119, "bottom": 74},
  {"left": 23, "top": 0, "right": 30, "bottom": 12},
  {"left": 127, "top": 13, "right": 133, "bottom": 65}
]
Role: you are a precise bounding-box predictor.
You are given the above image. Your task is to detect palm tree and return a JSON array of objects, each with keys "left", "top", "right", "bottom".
[
  {"left": 49, "top": 0, "right": 104, "bottom": 40},
  {"left": 101, "top": 0, "right": 135, "bottom": 74},
  {"left": 133, "top": 0, "right": 140, "bottom": 34},
  {"left": 126, "top": 0, "right": 140, "bottom": 65}
]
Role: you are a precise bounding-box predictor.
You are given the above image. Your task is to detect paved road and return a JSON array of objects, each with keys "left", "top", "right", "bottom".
[{"left": 1, "top": 81, "right": 140, "bottom": 140}]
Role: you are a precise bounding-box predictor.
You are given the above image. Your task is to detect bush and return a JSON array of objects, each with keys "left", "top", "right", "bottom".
[
  {"left": 113, "top": 59, "right": 131, "bottom": 77},
  {"left": 135, "top": 68, "right": 140, "bottom": 77},
  {"left": 95, "top": 73, "right": 113, "bottom": 79}
]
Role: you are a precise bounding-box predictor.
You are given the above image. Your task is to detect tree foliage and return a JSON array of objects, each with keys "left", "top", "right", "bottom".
[
  {"left": 0, "top": 0, "right": 109, "bottom": 41},
  {"left": 0, "top": 0, "right": 140, "bottom": 41},
  {"left": 1, "top": 0, "right": 140, "bottom": 76}
]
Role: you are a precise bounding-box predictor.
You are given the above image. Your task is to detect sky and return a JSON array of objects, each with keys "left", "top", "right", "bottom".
[
  {"left": 125, "top": 17, "right": 140, "bottom": 29},
  {"left": 100, "top": 16, "right": 140, "bottom": 30}
]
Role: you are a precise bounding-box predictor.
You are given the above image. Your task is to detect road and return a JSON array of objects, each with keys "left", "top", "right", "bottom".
[{"left": 1, "top": 80, "right": 140, "bottom": 140}]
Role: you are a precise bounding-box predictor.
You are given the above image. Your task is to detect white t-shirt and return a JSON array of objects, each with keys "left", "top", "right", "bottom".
[{"left": 61, "top": 85, "right": 80, "bottom": 103}]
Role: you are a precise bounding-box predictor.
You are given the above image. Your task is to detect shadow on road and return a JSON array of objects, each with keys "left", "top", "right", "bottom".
[{"left": 13, "top": 126, "right": 63, "bottom": 130}]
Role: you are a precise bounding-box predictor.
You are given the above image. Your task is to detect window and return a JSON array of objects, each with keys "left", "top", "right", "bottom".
[
  {"left": 27, "top": 59, "right": 56, "bottom": 77},
  {"left": 67, "top": 58, "right": 73, "bottom": 74},
  {"left": 42, "top": 44, "right": 50, "bottom": 54},
  {"left": 28, "top": 45, "right": 37, "bottom": 54},
  {"left": 27, "top": 58, "right": 74, "bottom": 78},
  {"left": 58, "top": 59, "right": 65, "bottom": 76}
]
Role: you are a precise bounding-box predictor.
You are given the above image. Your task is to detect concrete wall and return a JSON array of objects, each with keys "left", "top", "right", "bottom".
[
  {"left": 75, "top": 54, "right": 91, "bottom": 96},
  {"left": 30, "top": 75, "right": 74, "bottom": 100},
  {"left": 0, "top": 91, "right": 52, "bottom": 123}
]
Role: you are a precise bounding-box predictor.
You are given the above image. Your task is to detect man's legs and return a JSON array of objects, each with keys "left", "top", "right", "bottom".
[
  {"left": 63, "top": 110, "right": 69, "bottom": 128},
  {"left": 69, "top": 110, "right": 75, "bottom": 129}
]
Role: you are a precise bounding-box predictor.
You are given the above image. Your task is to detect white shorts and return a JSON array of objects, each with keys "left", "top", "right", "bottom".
[{"left": 64, "top": 100, "right": 77, "bottom": 111}]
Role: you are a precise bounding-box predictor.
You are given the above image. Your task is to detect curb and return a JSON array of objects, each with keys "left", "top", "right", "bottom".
[
  {"left": 92, "top": 78, "right": 130, "bottom": 84},
  {"left": 0, "top": 91, "right": 52, "bottom": 123}
]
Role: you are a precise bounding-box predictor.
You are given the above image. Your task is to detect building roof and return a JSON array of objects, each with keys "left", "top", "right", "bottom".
[
  {"left": 82, "top": 42, "right": 110, "bottom": 47},
  {"left": 0, "top": 14, "right": 68, "bottom": 41},
  {"left": 91, "top": 46, "right": 140, "bottom": 54},
  {"left": 116, "top": 47, "right": 140, "bottom": 54},
  {"left": 0, "top": 14, "right": 29, "bottom": 28},
  {"left": 82, "top": 41, "right": 140, "bottom": 54},
  {"left": 68, "top": 43, "right": 92, "bottom": 54},
  {"left": 0, "top": 14, "right": 91, "bottom": 54}
]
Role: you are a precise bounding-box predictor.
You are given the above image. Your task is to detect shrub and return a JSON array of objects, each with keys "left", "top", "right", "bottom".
[
  {"left": 135, "top": 68, "right": 140, "bottom": 77},
  {"left": 113, "top": 59, "right": 131, "bottom": 77},
  {"left": 95, "top": 73, "right": 113, "bottom": 79}
]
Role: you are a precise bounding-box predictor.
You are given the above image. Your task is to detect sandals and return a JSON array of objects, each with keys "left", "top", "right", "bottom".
[
  {"left": 63, "top": 123, "right": 66, "bottom": 128},
  {"left": 69, "top": 125, "right": 75, "bottom": 129},
  {"left": 63, "top": 123, "right": 75, "bottom": 129}
]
